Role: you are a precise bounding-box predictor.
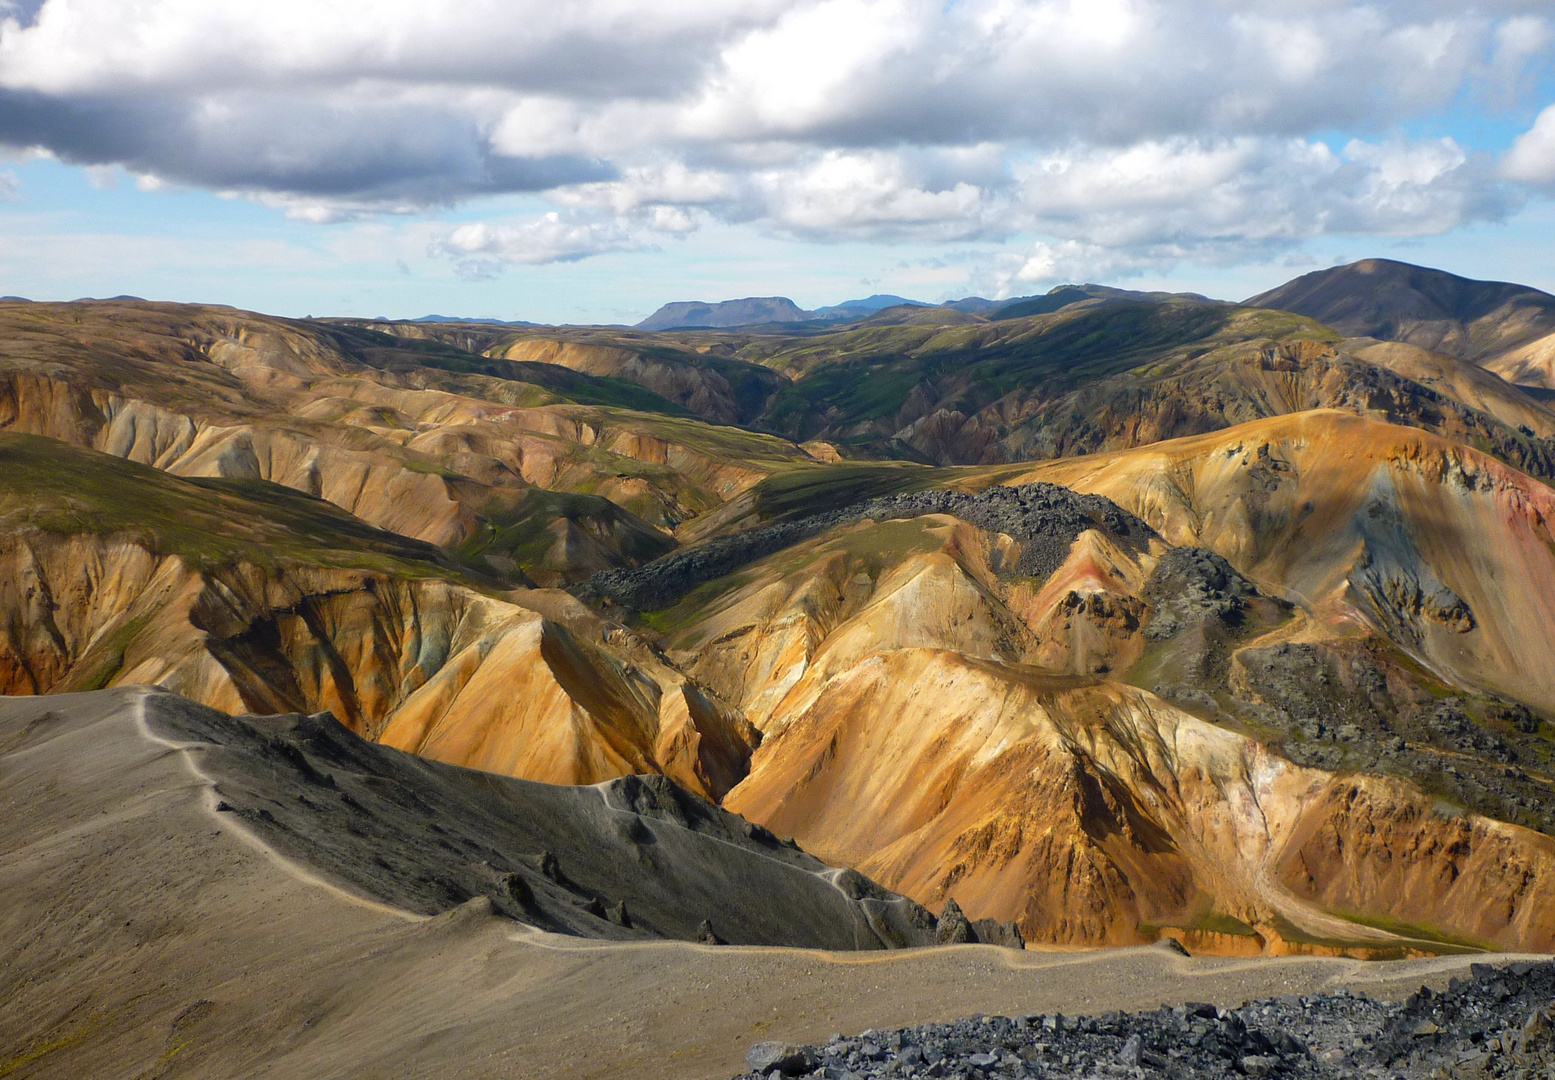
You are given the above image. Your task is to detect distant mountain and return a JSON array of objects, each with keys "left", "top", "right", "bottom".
[
  {"left": 811, "top": 294, "right": 930, "bottom": 321},
  {"left": 407, "top": 314, "right": 542, "bottom": 326},
  {"left": 942, "top": 296, "right": 1009, "bottom": 313},
  {"left": 945, "top": 285, "right": 1214, "bottom": 321},
  {"left": 636, "top": 296, "right": 810, "bottom": 330},
  {"left": 1249, "top": 258, "right": 1555, "bottom": 388}
]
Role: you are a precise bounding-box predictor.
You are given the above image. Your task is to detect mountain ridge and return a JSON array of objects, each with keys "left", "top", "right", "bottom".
[{"left": 1249, "top": 257, "right": 1555, "bottom": 389}]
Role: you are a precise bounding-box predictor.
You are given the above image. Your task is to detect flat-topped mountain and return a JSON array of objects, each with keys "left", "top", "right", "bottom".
[{"left": 636, "top": 296, "right": 811, "bottom": 330}]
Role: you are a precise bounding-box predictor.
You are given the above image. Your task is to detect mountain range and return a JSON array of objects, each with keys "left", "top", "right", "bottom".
[
  {"left": 4, "top": 258, "right": 1555, "bottom": 992},
  {"left": 631, "top": 284, "right": 1211, "bottom": 330}
]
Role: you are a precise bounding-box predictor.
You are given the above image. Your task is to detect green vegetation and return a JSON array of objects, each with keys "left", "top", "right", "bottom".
[
  {"left": 454, "top": 488, "right": 675, "bottom": 578},
  {"left": 640, "top": 516, "right": 950, "bottom": 644},
  {"left": 0, "top": 433, "right": 482, "bottom": 583},
  {"left": 736, "top": 301, "right": 1345, "bottom": 450},
  {"left": 1266, "top": 913, "right": 1484, "bottom": 958},
  {"left": 1325, "top": 908, "right": 1496, "bottom": 953},
  {"left": 748, "top": 302, "right": 1238, "bottom": 440},
  {"left": 1139, "top": 910, "right": 1261, "bottom": 939},
  {"left": 60, "top": 612, "right": 154, "bottom": 693},
  {"left": 746, "top": 463, "right": 943, "bottom": 523}
]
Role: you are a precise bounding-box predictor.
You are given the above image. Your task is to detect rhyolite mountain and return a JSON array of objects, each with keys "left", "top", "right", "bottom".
[{"left": 3, "top": 261, "right": 1555, "bottom": 957}]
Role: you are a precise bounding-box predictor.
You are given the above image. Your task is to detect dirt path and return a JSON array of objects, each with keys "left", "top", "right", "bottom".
[{"left": 1, "top": 689, "right": 1538, "bottom": 1080}]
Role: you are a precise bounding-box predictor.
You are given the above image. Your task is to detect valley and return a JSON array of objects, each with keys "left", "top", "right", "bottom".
[{"left": 5, "top": 258, "right": 1555, "bottom": 1075}]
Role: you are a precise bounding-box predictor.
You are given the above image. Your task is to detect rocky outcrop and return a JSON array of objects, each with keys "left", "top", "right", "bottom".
[{"left": 1019, "top": 410, "right": 1555, "bottom": 712}]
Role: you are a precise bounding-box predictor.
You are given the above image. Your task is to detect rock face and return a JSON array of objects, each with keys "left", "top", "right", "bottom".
[
  {"left": 1021, "top": 410, "right": 1555, "bottom": 711},
  {"left": 1250, "top": 257, "right": 1555, "bottom": 388}
]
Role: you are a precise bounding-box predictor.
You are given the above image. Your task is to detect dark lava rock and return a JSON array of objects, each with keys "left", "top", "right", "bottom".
[
  {"left": 746, "top": 1042, "right": 816, "bottom": 1076},
  {"left": 1142, "top": 546, "right": 1261, "bottom": 640},
  {"left": 576, "top": 482, "right": 1154, "bottom": 611},
  {"left": 733, "top": 960, "right": 1555, "bottom": 1079},
  {"left": 934, "top": 898, "right": 974, "bottom": 945}
]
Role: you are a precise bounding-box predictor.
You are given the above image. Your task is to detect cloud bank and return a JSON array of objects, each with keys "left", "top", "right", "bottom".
[{"left": 1, "top": 0, "right": 1552, "bottom": 285}]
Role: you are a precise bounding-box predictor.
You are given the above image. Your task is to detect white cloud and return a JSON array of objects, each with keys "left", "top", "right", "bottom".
[
  {"left": 429, "top": 212, "right": 644, "bottom": 277},
  {"left": 0, "top": 167, "right": 17, "bottom": 200},
  {"left": 1505, "top": 104, "right": 1555, "bottom": 184},
  {"left": 0, "top": 0, "right": 1548, "bottom": 277},
  {"left": 749, "top": 150, "right": 1002, "bottom": 241}
]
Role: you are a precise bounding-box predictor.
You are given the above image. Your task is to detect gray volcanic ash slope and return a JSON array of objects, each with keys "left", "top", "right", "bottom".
[{"left": 113, "top": 688, "right": 1016, "bottom": 950}]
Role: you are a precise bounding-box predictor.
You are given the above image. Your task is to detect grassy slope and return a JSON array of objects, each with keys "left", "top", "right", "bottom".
[
  {"left": 736, "top": 302, "right": 1335, "bottom": 445},
  {"left": 0, "top": 432, "right": 484, "bottom": 582}
]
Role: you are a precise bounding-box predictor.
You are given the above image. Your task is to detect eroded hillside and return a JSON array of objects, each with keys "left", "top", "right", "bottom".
[{"left": 4, "top": 287, "right": 1555, "bottom": 958}]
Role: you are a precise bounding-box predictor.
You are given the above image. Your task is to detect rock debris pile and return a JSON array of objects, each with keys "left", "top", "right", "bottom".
[
  {"left": 737, "top": 961, "right": 1555, "bottom": 1079},
  {"left": 578, "top": 482, "right": 1155, "bottom": 611}
]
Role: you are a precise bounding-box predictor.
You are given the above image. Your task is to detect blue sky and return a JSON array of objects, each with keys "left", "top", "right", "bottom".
[{"left": 2, "top": 1, "right": 1554, "bottom": 324}]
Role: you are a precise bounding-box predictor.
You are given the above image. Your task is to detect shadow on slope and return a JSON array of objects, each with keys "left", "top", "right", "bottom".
[{"left": 137, "top": 689, "right": 1022, "bottom": 950}]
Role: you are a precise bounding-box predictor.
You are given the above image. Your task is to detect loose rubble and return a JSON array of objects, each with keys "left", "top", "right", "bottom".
[{"left": 737, "top": 960, "right": 1555, "bottom": 1079}]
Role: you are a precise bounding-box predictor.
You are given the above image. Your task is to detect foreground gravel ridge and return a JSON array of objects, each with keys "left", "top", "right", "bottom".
[
  {"left": 737, "top": 960, "right": 1555, "bottom": 1079},
  {"left": 577, "top": 482, "right": 1155, "bottom": 611}
]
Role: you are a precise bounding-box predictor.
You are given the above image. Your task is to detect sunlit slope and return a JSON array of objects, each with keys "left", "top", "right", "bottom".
[
  {"left": 534, "top": 297, "right": 1555, "bottom": 480},
  {"left": 0, "top": 300, "right": 817, "bottom": 583},
  {"left": 613, "top": 483, "right": 1555, "bottom": 952},
  {"left": 0, "top": 433, "right": 754, "bottom": 800},
  {"left": 1007, "top": 410, "right": 1555, "bottom": 711}
]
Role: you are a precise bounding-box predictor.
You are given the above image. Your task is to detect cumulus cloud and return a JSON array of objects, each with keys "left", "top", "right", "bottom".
[
  {"left": 0, "top": 0, "right": 1550, "bottom": 276},
  {"left": 1505, "top": 104, "right": 1555, "bottom": 184},
  {"left": 429, "top": 212, "right": 643, "bottom": 278}
]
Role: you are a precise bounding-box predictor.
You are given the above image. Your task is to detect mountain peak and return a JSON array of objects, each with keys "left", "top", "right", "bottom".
[{"left": 1249, "top": 258, "right": 1555, "bottom": 385}]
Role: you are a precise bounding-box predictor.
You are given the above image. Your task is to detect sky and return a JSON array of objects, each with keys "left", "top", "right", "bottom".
[{"left": 1, "top": 0, "right": 1554, "bottom": 324}]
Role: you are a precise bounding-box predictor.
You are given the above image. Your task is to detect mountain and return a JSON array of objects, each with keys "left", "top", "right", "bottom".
[
  {"left": 942, "top": 295, "right": 1009, "bottom": 312},
  {"left": 635, "top": 296, "right": 810, "bottom": 330},
  {"left": 723, "top": 297, "right": 1555, "bottom": 478},
  {"left": 5, "top": 284, "right": 1555, "bottom": 960},
  {"left": 636, "top": 294, "right": 931, "bottom": 331},
  {"left": 4, "top": 692, "right": 1504, "bottom": 1080},
  {"left": 580, "top": 433, "right": 1555, "bottom": 952},
  {"left": 811, "top": 294, "right": 931, "bottom": 321},
  {"left": 409, "top": 314, "right": 543, "bottom": 326},
  {"left": 1249, "top": 258, "right": 1555, "bottom": 389},
  {"left": 19, "top": 687, "right": 968, "bottom": 948}
]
